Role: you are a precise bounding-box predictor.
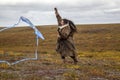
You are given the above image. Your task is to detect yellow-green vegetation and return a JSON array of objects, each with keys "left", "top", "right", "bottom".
[{"left": 0, "top": 24, "right": 120, "bottom": 80}]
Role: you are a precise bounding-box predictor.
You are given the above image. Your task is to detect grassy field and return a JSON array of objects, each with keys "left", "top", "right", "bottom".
[{"left": 0, "top": 24, "right": 120, "bottom": 80}]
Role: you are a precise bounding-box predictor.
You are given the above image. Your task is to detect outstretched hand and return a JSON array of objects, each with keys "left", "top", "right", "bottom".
[{"left": 54, "top": 7, "right": 57, "bottom": 12}]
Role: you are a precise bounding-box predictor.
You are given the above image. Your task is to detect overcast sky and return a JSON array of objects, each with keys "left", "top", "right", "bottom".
[{"left": 0, "top": 0, "right": 120, "bottom": 26}]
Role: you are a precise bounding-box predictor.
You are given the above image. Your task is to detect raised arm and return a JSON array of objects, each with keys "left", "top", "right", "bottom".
[{"left": 54, "top": 8, "right": 62, "bottom": 26}]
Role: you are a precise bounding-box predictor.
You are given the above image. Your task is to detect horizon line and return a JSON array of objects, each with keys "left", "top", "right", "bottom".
[{"left": 0, "top": 22, "right": 120, "bottom": 27}]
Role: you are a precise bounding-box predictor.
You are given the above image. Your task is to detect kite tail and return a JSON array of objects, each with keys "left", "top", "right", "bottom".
[{"left": 0, "top": 16, "right": 44, "bottom": 66}]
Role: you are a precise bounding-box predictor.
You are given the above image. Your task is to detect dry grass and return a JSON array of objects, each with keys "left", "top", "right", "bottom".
[{"left": 0, "top": 24, "right": 120, "bottom": 80}]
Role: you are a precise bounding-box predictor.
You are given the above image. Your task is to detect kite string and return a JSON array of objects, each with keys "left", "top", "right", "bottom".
[{"left": 0, "top": 18, "right": 21, "bottom": 32}]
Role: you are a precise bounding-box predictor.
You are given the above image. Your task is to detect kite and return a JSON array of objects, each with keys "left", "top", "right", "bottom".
[{"left": 0, "top": 16, "right": 44, "bottom": 66}]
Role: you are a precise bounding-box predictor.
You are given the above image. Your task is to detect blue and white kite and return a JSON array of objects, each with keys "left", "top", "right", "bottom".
[{"left": 0, "top": 16, "right": 45, "bottom": 66}]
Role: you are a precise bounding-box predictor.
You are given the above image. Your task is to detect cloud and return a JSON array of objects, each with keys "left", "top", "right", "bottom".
[
  {"left": 104, "top": 8, "right": 120, "bottom": 14},
  {"left": 0, "top": 0, "right": 120, "bottom": 26}
]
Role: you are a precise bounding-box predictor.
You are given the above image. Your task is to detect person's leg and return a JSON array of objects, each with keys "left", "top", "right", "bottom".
[
  {"left": 61, "top": 56, "right": 66, "bottom": 63},
  {"left": 70, "top": 56, "right": 78, "bottom": 64}
]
